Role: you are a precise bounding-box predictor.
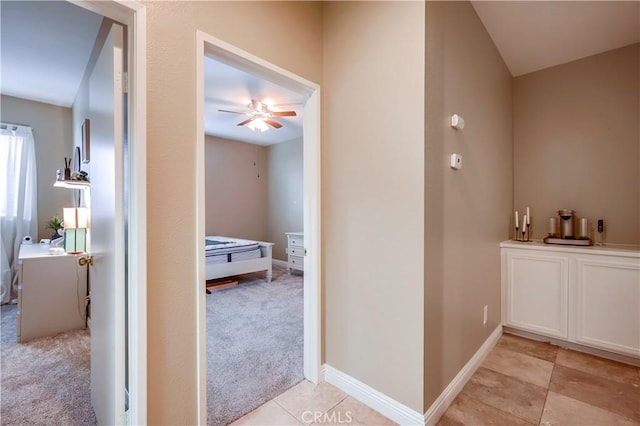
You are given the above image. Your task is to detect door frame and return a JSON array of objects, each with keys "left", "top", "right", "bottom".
[
  {"left": 69, "top": 1, "right": 147, "bottom": 425},
  {"left": 195, "top": 31, "right": 322, "bottom": 424}
]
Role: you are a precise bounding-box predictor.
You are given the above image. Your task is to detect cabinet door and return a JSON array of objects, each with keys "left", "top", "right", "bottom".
[
  {"left": 575, "top": 256, "right": 640, "bottom": 357},
  {"left": 505, "top": 251, "right": 569, "bottom": 338}
]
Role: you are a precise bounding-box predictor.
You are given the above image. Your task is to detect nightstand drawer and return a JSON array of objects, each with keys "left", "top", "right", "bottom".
[
  {"left": 288, "top": 255, "right": 304, "bottom": 270},
  {"left": 288, "top": 246, "right": 305, "bottom": 257},
  {"left": 288, "top": 235, "right": 304, "bottom": 247}
]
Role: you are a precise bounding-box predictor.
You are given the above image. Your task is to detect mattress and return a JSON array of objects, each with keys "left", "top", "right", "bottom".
[
  {"left": 205, "top": 236, "right": 261, "bottom": 264},
  {"left": 205, "top": 247, "right": 261, "bottom": 265}
]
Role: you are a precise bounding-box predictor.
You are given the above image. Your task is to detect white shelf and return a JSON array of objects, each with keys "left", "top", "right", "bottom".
[{"left": 53, "top": 180, "right": 90, "bottom": 189}]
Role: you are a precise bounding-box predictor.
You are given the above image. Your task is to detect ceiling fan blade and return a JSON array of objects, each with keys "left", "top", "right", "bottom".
[
  {"left": 219, "top": 109, "right": 248, "bottom": 115},
  {"left": 270, "top": 111, "right": 297, "bottom": 117},
  {"left": 237, "top": 118, "right": 254, "bottom": 126},
  {"left": 265, "top": 119, "right": 283, "bottom": 129}
]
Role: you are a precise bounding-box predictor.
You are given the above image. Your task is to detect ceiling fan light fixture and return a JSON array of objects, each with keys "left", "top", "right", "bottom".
[
  {"left": 220, "top": 99, "right": 295, "bottom": 131},
  {"left": 247, "top": 117, "right": 269, "bottom": 132}
]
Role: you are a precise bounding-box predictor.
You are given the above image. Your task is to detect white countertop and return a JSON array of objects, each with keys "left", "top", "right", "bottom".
[
  {"left": 18, "top": 243, "right": 69, "bottom": 260},
  {"left": 500, "top": 240, "right": 640, "bottom": 258}
]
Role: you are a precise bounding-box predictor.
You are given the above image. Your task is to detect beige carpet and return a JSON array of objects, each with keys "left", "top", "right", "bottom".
[
  {"left": 0, "top": 264, "right": 301, "bottom": 425},
  {"left": 0, "top": 304, "right": 95, "bottom": 425},
  {"left": 207, "top": 265, "right": 304, "bottom": 425}
]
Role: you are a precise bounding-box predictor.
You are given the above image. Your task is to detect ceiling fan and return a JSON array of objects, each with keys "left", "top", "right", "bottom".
[{"left": 218, "top": 100, "right": 297, "bottom": 132}]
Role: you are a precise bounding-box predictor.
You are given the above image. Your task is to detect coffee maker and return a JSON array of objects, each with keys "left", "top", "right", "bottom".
[{"left": 543, "top": 209, "right": 593, "bottom": 246}]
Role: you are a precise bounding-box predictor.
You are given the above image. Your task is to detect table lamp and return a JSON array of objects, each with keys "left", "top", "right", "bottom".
[{"left": 63, "top": 207, "right": 89, "bottom": 254}]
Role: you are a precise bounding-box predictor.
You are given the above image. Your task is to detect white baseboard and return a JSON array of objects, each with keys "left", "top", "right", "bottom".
[
  {"left": 321, "top": 325, "right": 502, "bottom": 426},
  {"left": 323, "top": 364, "right": 424, "bottom": 426},
  {"left": 423, "top": 325, "right": 503, "bottom": 425},
  {"left": 272, "top": 259, "right": 288, "bottom": 268}
]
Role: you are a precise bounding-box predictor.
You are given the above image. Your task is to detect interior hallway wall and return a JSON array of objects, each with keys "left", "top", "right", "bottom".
[
  {"left": 424, "top": 1, "right": 513, "bottom": 407},
  {"left": 513, "top": 44, "right": 640, "bottom": 245},
  {"left": 143, "top": 1, "right": 323, "bottom": 423},
  {"left": 1, "top": 95, "right": 73, "bottom": 240},
  {"left": 323, "top": 1, "right": 425, "bottom": 412},
  {"left": 266, "top": 137, "right": 303, "bottom": 261},
  {"left": 205, "top": 135, "right": 268, "bottom": 242}
]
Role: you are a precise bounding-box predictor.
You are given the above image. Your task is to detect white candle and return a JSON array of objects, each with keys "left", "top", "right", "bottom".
[
  {"left": 526, "top": 207, "right": 530, "bottom": 224},
  {"left": 548, "top": 217, "right": 557, "bottom": 236},
  {"left": 515, "top": 211, "right": 519, "bottom": 228},
  {"left": 523, "top": 215, "right": 527, "bottom": 230}
]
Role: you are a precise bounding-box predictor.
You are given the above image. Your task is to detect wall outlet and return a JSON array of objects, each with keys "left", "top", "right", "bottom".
[{"left": 483, "top": 305, "right": 488, "bottom": 326}]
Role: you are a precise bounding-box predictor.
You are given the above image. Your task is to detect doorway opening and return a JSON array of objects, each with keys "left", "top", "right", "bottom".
[
  {"left": 0, "top": 1, "right": 146, "bottom": 424},
  {"left": 196, "top": 31, "right": 321, "bottom": 424}
]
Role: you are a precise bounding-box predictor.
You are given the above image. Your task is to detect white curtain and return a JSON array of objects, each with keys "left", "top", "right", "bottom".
[{"left": 0, "top": 124, "right": 38, "bottom": 305}]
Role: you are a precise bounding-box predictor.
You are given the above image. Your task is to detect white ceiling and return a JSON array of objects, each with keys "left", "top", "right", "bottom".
[
  {"left": 204, "top": 57, "right": 305, "bottom": 146},
  {"left": 472, "top": 1, "right": 640, "bottom": 77},
  {"left": 0, "top": 1, "right": 102, "bottom": 107}
]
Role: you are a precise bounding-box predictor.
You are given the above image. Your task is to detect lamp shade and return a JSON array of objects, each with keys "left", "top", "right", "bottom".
[
  {"left": 63, "top": 207, "right": 90, "bottom": 229},
  {"left": 76, "top": 207, "right": 89, "bottom": 228}
]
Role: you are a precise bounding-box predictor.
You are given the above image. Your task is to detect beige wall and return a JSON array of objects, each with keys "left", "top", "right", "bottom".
[
  {"left": 72, "top": 17, "right": 110, "bottom": 180},
  {"left": 424, "top": 1, "right": 513, "bottom": 407},
  {"left": 143, "top": 1, "right": 323, "bottom": 423},
  {"left": 323, "top": 1, "right": 425, "bottom": 412},
  {"left": 1, "top": 95, "right": 74, "bottom": 240},
  {"left": 204, "top": 135, "right": 303, "bottom": 260},
  {"left": 514, "top": 44, "right": 640, "bottom": 245},
  {"left": 205, "top": 135, "right": 268, "bottom": 241},
  {"left": 266, "top": 137, "right": 303, "bottom": 261}
]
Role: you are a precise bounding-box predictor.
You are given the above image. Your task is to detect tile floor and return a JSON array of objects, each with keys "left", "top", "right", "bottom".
[
  {"left": 231, "top": 380, "right": 395, "bottom": 425},
  {"left": 232, "top": 333, "right": 640, "bottom": 425},
  {"left": 439, "top": 333, "right": 640, "bottom": 425}
]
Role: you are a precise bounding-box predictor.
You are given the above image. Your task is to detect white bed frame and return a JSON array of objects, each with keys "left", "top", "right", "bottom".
[{"left": 205, "top": 241, "right": 274, "bottom": 283}]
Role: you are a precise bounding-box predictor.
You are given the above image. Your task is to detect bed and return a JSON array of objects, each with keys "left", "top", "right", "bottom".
[{"left": 205, "top": 236, "right": 274, "bottom": 282}]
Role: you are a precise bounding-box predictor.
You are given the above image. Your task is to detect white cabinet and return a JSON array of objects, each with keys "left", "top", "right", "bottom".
[
  {"left": 18, "top": 244, "right": 87, "bottom": 342},
  {"left": 501, "top": 241, "right": 640, "bottom": 359},
  {"left": 574, "top": 255, "right": 640, "bottom": 357},
  {"left": 504, "top": 251, "right": 569, "bottom": 338},
  {"left": 286, "top": 232, "right": 304, "bottom": 273}
]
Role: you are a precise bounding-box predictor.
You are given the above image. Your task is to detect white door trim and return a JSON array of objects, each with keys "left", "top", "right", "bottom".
[
  {"left": 195, "top": 30, "right": 322, "bottom": 425},
  {"left": 69, "top": 1, "right": 147, "bottom": 425}
]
